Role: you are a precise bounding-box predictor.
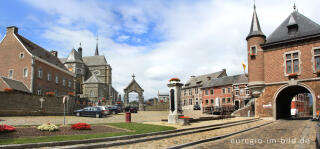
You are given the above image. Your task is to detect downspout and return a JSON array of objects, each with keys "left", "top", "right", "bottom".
[{"left": 30, "top": 56, "right": 35, "bottom": 93}]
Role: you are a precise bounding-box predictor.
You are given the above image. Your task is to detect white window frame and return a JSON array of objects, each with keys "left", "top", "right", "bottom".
[
  {"left": 38, "top": 68, "right": 43, "bottom": 78},
  {"left": 68, "top": 80, "right": 72, "bottom": 88},
  {"left": 283, "top": 50, "right": 301, "bottom": 76},
  {"left": 312, "top": 47, "right": 320, "bottom": 73},
  {"left": 250, "top": 45, "right": 258, "bottom": 55},
  {"left": 37, "top": 88, "right": 42, "bottom": 96},
  {"left": 8, "top": 69, "right": 14, "bottom": 79},
  {"left": 23, "top": 68, "right": 28, "bottom": 77},
  {"left": 48, "top": 72, "right": 52, "bottom": 81},
  {"left": 62, "top": 78, "right": 66, "bottom": 86},
  {"left": 55, "top": 75, "right": 59, "bottom": 84}
]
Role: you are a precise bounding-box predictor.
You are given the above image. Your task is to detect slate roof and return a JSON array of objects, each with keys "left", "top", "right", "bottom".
[
  {"left": 84, "top": 74, "right": 103, "bottom": 84},
  {"left": 246, "top": 6, "right": 265, "bottom": 40},
  {"left": 233, "top": 74, "right": 248, "bottom": 84},
  {"left": 65, "top": 48, "right": 83, "bottom": 63},
  {"left": 15, "top": 35, "right": 68, "bottom": 71},
  {"left": 202, "top": 75, "right": 239, "bottom": 88},
  {"left": 265, "top": 11, "right": 320, "bottom": 45},
  {"left": 182, "top": 70, "right": 227, "bottom": 89},
  {"left": 82, "top": 56, "right": 108, "bottom": 66},
  {"left": 0, "top": 77, "right": 30, "bottom": 93}
]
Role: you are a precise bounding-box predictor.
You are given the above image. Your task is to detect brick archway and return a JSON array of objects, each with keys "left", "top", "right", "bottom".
[{"left": 272, "top": 83, "right": 316, "bottom": 120}]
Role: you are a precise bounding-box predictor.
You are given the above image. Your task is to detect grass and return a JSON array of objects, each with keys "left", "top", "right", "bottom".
[{"left": 0, "top": 123, "right": 176, "bottom": 145}]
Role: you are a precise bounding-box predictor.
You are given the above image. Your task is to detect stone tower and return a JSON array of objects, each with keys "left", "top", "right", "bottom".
[{"left": 246, "top": 4, "right": 266, "bottom": 97}]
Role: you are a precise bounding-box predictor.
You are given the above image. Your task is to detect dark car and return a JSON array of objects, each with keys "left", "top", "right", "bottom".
[
  {"left": 193, "top": 104, "right": 201, "bottom": 110},
  {"left": 74, "top": 106, "right": 109, "bottom": 118},
  {"left": 125, "top": 106, "right": 138, "bottom": 113},
  {"left": 106, "top": 106, "right": 120, "bottom": 114}
]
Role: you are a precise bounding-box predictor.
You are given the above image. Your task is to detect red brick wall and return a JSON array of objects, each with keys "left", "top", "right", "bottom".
[
  {"left": 0, "top": 32, "right": 32, "bottom": 90},
  {"left": 247, "top": 37, "right": 265, "bottom": 83},
  {"left": 202, "top": 85, "right": 233, "bottom": 108},
  {"left": 264, "top": 41, "right": 320, "bottom": 83}
]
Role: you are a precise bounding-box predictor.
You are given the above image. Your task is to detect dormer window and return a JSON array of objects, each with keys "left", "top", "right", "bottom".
[
  {"left": 19, "top": 52, "right": 24, "bottom": 59},
  {"left": 250, "top": 46, "right": 257, "bottom": 56}
]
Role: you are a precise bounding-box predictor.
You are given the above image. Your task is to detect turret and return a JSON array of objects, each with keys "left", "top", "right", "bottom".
[{"left": 246, "top": 4, "right": 266, "bottom": 97}]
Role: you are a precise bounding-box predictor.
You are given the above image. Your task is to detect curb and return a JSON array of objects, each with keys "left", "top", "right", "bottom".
[{"left": 0, "top": 118, "right": 259, "bottom": 149}]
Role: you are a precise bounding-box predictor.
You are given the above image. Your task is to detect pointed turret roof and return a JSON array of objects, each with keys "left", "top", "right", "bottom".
[
  {"left": 84, "top": 74, "right": 103, "bottom": 84},
  {"left": 65, "top": 48, "right": 84, "bottom": 63},
  {"left": 265, "top": 11, "right": 320, "bottom": 45},
  {"left": 246, "top": 5, "right": 266, "bottom": 40}
]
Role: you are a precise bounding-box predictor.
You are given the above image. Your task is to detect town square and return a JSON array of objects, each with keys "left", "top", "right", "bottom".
[{"left": 0, "top": 0, "right": 320, "bottom": 148}]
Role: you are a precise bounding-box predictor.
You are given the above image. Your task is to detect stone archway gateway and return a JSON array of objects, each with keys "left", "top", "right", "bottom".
[
  {"left": 273, "top": 83, "right": 316, "bottom": 119},
  {"left": 124, "top": 74, "right": 144, "bottom": 111}
]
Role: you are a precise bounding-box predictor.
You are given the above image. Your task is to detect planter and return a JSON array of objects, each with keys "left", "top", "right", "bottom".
[
  {"left": 250, "top": 54, "right": 256, "bottom": 57},
  {"left": 288, "top": 73, "right": 298, "bottom": 78},
  {"left": 45, "top": 92, "right": 55, "bottom": 97},
  {"left": 68, "top": 92, "right": 75, "bottom": 96}
]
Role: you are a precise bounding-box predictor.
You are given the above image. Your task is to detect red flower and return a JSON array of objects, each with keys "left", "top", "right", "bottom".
[
  {"left": 179, "top": 116, "right": 190, "bottom": 119},
  {"left": 71, "top": 123, "right": 91, "bottom": 130},
  {"left": 288, "top": 73, "right": 298, "bottom": 77},
  {"left": 45, "top": 92, "right": 55, "bottom": 97},
  {"left": 169, "top": 78, "right": 180, "bottom": 82},
  {"left": 68, "top": 92, "right": 75, "bottom": 96},
  {"left": 0, "top": 125, "right": 16, "bottom": 132},
  {"left": 4, "top": 88, "right": 14, "bottom": 93}
]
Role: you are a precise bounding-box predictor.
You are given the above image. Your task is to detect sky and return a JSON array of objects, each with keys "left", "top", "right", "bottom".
[{"left": 0, "top": 0, "right": 319, "bottom": 100}]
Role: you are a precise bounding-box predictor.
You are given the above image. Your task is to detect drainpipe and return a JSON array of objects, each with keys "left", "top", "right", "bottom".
[{"left": 30, "top": 57, "right": 35, "bottom": 93}]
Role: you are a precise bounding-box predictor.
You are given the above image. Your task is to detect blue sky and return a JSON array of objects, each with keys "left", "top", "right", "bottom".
[{"left": 1, "top": 0, "right": 320, "bottom": 99}]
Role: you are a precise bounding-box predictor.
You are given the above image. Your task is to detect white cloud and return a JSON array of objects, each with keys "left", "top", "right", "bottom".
[{"left": 22, "top": 0, "right": 320, "bottom": 99}]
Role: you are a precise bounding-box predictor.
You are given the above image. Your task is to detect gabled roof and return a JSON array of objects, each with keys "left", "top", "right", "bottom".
[
  {"left": 15, "top": 34, "right": 68, "bottom": 71},
  {"left": 265, "top": 11, "right": 320, "bottom": 45},
  {"left": 233, "top": 74, "right": 248, "bottom": 84},
  {"left": 246, "top": 6, "right": 265, "bottom": 40},
  {"left": 0, "top": 76, "right": 30, "bottom": 93},
  {"left": 65, "top": 48, "right": 83, "bottom": 63},
  {"left": 124, "top": 79, "right": 144, "bottom": 92},
  {"left": 182, "top": 70, "right": 227, "bottom": 89},
  {"left": 83, "top": 56, "right": 107, "bottom": 66},
  {"left": 202, "top": 75, "right": 238, "bottom": 88},
  {"left": 84, "top": 74, "right": 103, "bottom": 84}
]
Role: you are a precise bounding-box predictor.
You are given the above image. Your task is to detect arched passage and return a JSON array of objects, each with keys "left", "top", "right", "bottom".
[{"left": 273, "top": 83, "right": 315, "bottom": 119}]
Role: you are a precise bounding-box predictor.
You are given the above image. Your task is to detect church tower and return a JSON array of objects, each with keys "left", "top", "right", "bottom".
[{"left": 246, "top": 4, "right": 266, "bottom": 97}]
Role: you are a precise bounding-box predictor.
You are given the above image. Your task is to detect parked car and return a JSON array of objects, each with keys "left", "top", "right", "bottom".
[
  {"left": 74, "top": 106, "right": 110, "bottom": 118},
  {"left": 125, "top": 106, "right": 138, "bottom": 113},
  {"left": 106, "top": 105, "right": 120, "bottom": 114},
  {"left": 115, "top": 104, "right": 123, "bottom": 113},
  {"left": 193, "top": 104, "right": 201, "bottom": 110}
]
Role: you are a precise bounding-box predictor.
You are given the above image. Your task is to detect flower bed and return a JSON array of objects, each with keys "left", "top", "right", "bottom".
[
  {"left": 0, "top": 124, "right": 16, "bottom": 132},
  {"left": 71, "top": 123, "right": 91, "bottom": 130},
  {"left": 37, "top": 123, "right": 59, "bottom": 131}
]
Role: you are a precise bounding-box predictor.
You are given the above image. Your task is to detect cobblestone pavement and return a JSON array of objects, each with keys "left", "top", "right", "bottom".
[
  {"left": 188, "top": 119, "right": 317, "bottom": 149},
  {"left": 0, "top": 111, "right": 170, "bottom": 126},
  {"left": 105, "top": 119, "right": 270, "bottom": 149}
]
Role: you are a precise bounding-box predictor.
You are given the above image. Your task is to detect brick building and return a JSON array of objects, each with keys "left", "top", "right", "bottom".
[
  {"left": 291, "top": 93, "right": 310, "bottom": 116},
  {"left": 0, "top": 26, "right": 75, "bottom": 96},
  {"left": 246, "top": 5, "right": 320, "bottom": 119},
  {"left": 181, "top": 69, "right": 227, "bottom": 110},
  {"left": 233, "top": 74, "right": 250, "bottom": 110}
]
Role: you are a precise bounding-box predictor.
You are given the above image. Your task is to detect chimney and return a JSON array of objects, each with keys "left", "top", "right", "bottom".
[
  {"left": 78, "top": 43, "right": 82, "bottom": 58},
  {"left": 6, "top": 26, "right": 18, "bottom": 34},
  {"left": 50, "top": 50, "right": 58, "bottom": 57}
]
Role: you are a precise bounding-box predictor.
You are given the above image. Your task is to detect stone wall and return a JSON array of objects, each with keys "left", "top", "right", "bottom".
[
  {"left": 0, "top": 92, "right": 82, "bottom": 116},
  {"left": 145, "top": 103, "right": 169, "bottom": 111},
  {"left": 232, "top": 104, "right": 255, "bottom": 117}
]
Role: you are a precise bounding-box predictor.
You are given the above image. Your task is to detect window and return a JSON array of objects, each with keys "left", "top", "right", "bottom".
[
  {"left": 285, "top": 52, "right": 299, "bottom": 74},
  {"left": 210, "top": 89, "right": 214, "bottom": 95},
  {"left": 195, "top": 88, "right": 198, "bottom": 94},
  {"left": 38, "top": 68, "right": 43, "bottom": 78},
  {"left": 222, "top": 88, "right": 226, "bottom": 94},
  {"left": 90, "top": 90, "right": 94, "bottom": 97},
  {"left": 189, "top": 89, "right": 192, "bottom": 95},
  {"left": 184, "top": 90, "right": 186, "bottom": 96},
  {"left": 196, "top": 98, "right": 198, "bottom": 101},
  {"left": 222, "top": 98, "right": 226, "bottom": 103},
  {"left": 250, "top": 46, "right": 257, "bottom": 55},
  {"left": 184, "top": 100, "right": 187, "bottom": 105},
  {"left": 8, "top": 69, "right": 13, "bottom": 79},
  {"left": 210, "top": 99, "right": 214, "bottom": 104},
  {"left": 62, "top": 78, "right": 66, "bottom": 86},
  {"left": 48, "top": 72, "right": 52, "bottom": 81},
  {"left": 234, "top": 85, "right": 239, "bottom": 89},
  {"left": 240, "top": 88, "right": 244, "bottom": 95},
  {"left": 205, "top": 90, "right": 209, "bottom": 95},
  {"left": 235, "top": 90, "right": 239, "bottom": 96},
  {"left": 227, "top": 98, "right": 231, "bottom": 103},
  {"left": 68, "top": 80, "right": 72, "bottom": 88},
  {"left": 19, "top": 52, "right": 24, "bottom": 59},
  {"left": 228, "top": 88, "right": 231, "bottom": 94},
  {"left": 76, "top": 69, "right": 81, "bottom": 75},
  {"left": 23, "top": 68, "right": 28, "bottom": 77},
  {"left": 246, "top": 89, "right": 250, "bottom": 95},
  {"left": 37, "top": 89, "right": 42, "bottom": 96},
  {"left": 314, "top": 49, "right": 320, "bottom": 71},
  {"left": 189, "top": 99, "right": 193, "bottom": 105},
  {"left": 55, "top": 75, "right": 59, "bottom": 84},
  {"left": 205, "top": 100, "right": 209, "bottom": 105}
]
